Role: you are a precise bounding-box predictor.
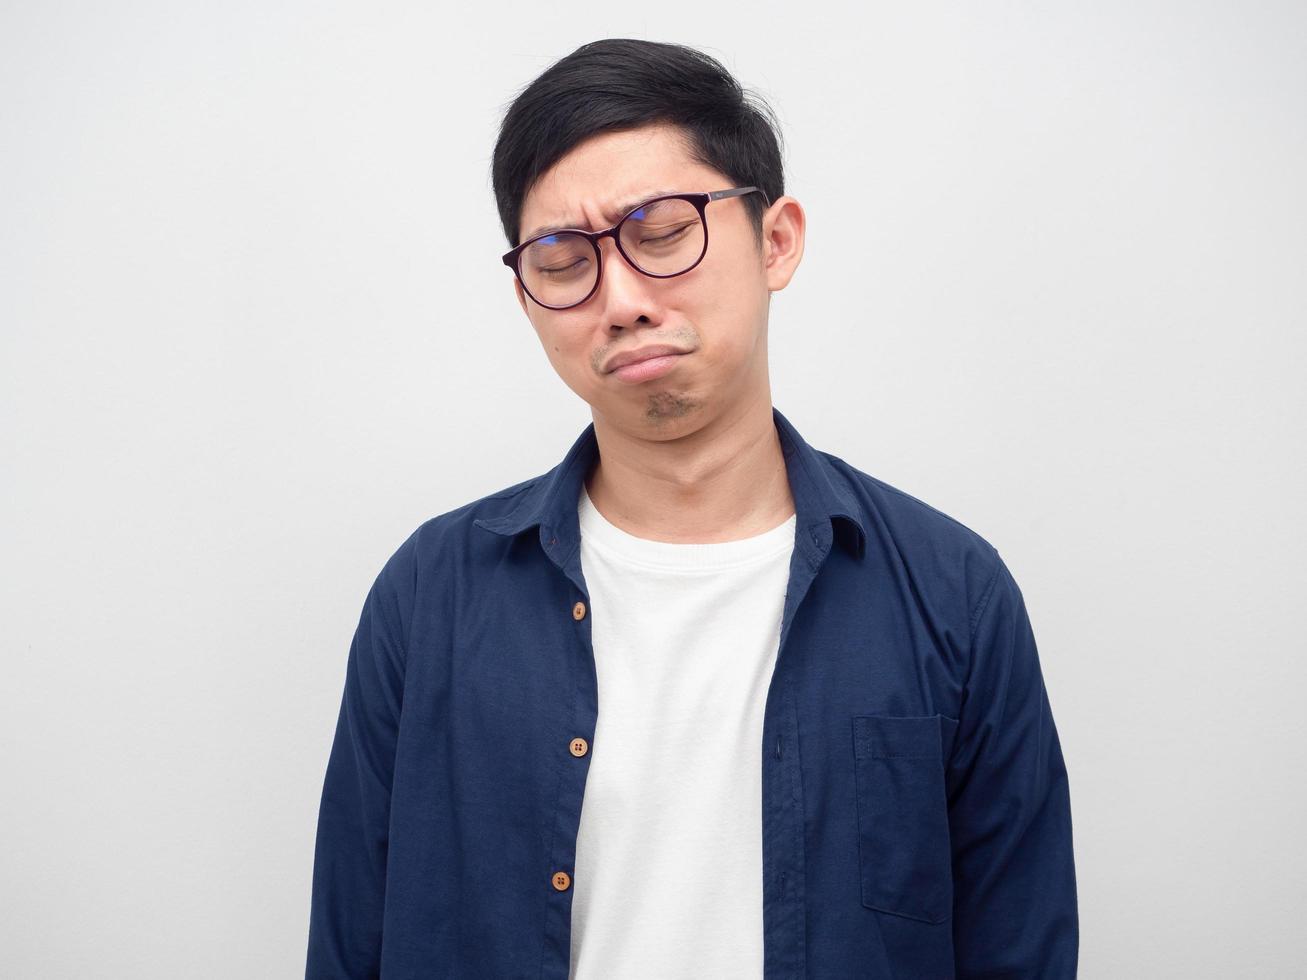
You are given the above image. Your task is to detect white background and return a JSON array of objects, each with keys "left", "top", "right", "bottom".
[{"left": 3, "top": 2, "right": 1304, "bottom": 976}]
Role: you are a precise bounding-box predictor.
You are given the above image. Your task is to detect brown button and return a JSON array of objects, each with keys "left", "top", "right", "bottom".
[
  {"left": 572, "top": 601, "right": 586, "bottom": 620},
  {"left": 569, "top": 737, "right": 589, "bottom": 757},
  {"left": 552, "top": 870, "right": 571, "bottom": 891}
]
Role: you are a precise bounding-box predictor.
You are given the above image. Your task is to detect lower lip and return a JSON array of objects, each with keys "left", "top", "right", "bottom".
[{"left": 610, "top": 353, "right": 687, "bottom": 383}]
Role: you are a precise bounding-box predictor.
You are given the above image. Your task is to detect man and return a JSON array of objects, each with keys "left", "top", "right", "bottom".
[{"left": 306, "top": 38, "right": 1078, "bottom": 980}]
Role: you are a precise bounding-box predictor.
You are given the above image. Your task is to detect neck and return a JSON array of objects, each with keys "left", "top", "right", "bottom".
[{"left": 584, "top": 392, "right": 795, "bottom": 544}]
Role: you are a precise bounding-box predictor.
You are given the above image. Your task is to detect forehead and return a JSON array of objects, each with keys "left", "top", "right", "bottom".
[{"left": 519, "top": 124, "right": 726, "bottom": 240}]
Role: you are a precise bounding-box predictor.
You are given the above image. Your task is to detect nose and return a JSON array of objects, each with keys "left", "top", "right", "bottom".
[{"left": 594, "top": 233, "right": 656, "bottom": 313}]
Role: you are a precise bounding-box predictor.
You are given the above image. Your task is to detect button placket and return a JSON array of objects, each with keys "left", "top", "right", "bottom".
[{"left": 548, "top": 597, "right": 589, "bottom": 898}]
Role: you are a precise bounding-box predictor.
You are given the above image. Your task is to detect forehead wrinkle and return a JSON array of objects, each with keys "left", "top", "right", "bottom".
[{"left": 523, "top": 186, "right": 682, "bottom": 242}]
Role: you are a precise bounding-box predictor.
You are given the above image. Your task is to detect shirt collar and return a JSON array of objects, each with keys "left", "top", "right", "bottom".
[{"left": 473, "top": 406, "right": 867, "bottom": 562}]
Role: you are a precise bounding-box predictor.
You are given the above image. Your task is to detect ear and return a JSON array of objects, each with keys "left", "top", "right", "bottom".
[
  {"left": 513, "top": 276, "right": 529, "bottom": 317},
  {"left": 761, "top": 196, "right": 806, "bottom": 293}
]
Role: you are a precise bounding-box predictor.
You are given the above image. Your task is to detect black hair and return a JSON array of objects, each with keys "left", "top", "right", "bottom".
[{"left": 490, "top": 38, "right": 785, "bottom": 250}]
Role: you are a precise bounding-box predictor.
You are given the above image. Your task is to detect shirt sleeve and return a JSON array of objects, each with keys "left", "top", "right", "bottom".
[
  {"left": 305, "top": 548, "right": 412, "bottom": 979},
  {"left": 947, "top": 551, "right": 1079, "bottom": 977}
]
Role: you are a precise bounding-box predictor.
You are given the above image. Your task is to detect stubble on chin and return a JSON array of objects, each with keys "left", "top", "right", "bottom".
[{"left": 643, "top": 390, "right": 701, "bottom": 426}]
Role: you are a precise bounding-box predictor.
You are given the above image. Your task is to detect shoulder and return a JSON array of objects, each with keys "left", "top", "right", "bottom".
[
  {"left": 819, "top": 450, "right": 1004, "bottom": 626},
  {"left": 373, "top": 473, "right": 546, "bottom": 583}
]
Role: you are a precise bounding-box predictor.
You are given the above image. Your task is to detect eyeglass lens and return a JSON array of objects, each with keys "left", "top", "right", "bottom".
[{"left": 519, "top": 198, "right": 706, "bottom": 308}]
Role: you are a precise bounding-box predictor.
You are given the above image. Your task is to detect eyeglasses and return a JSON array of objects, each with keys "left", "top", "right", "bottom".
[{"left": 501, "top": 186, "right": 770, "bottom": 311}]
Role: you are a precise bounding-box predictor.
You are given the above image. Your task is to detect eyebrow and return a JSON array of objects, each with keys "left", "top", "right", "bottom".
[{"left": 522, "top": 188, "right": 681, "bottom": 242}]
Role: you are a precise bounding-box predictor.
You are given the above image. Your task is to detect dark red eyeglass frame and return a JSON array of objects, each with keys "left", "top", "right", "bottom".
[{"left": 501, "top": 186, "right": 770, "bottom": 311}]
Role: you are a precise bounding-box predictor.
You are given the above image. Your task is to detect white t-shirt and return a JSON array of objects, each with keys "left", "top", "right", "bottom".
[{"left": 569, "top": 482, "right": 797, "bottom": 980}]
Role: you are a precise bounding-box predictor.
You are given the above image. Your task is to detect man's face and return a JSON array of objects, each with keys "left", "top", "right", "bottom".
[{"left": 513, "top": 123, "right": 803, "bottom": 436}]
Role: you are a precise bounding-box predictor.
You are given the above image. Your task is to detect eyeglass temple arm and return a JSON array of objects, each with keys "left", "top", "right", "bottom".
[{"left": 707, "top": 186, "right": 770, "bottom": 206}]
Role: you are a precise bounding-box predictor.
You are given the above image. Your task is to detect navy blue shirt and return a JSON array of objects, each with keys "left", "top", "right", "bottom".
[{"left": 305, "top": 406, "right": 1078, "bottom": 978}]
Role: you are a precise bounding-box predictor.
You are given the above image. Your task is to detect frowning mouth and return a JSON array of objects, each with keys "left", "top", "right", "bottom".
[
  {"left": 603, "top": 344, "right": 693, "bottom": 374},
  {"left": 608, "top": 351, "right": 690, "bottom": 384}
]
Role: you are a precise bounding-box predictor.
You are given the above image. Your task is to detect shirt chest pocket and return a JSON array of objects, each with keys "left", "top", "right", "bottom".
[{"left": 851, "top": 713, "right": 959, "bottom": 923}]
